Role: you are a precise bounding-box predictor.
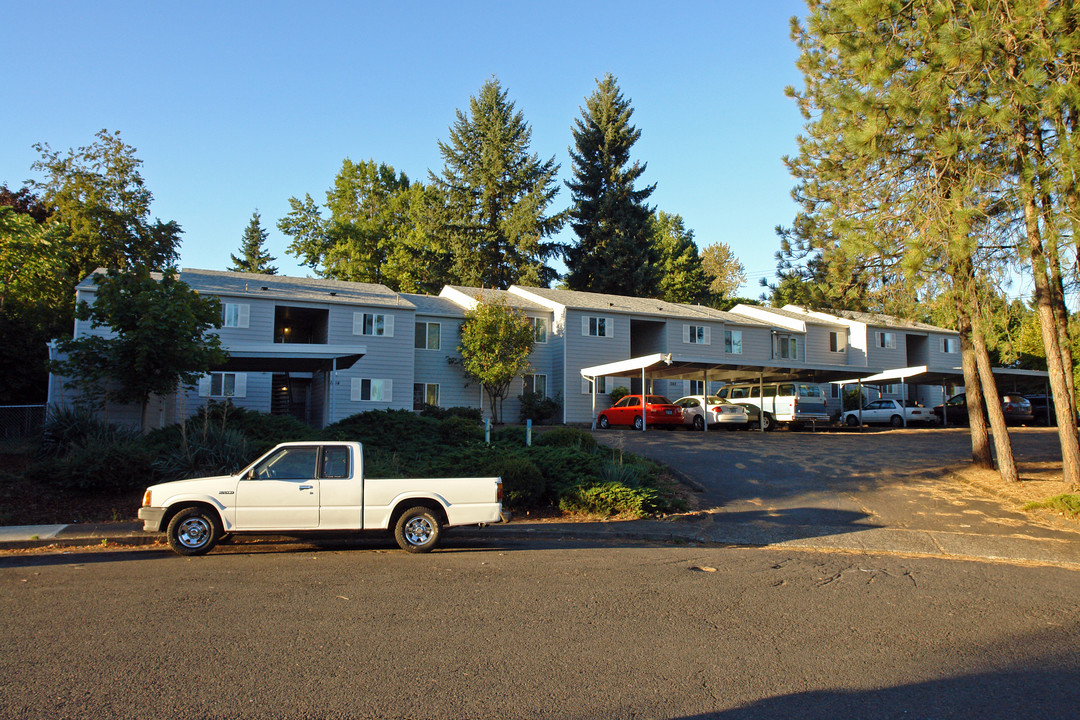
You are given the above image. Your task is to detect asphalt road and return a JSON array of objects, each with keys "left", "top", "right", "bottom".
[{"left": 2, "top": 537, "right": 1078, "bottom": 720}]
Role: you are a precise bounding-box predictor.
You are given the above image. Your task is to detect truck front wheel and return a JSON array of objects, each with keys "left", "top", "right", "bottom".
[
  {"left": 166, "top": 507, "right": 221, "bottom": 556},
  {"left": 394, "top": 506, "right": 442, "bottom": 553}
]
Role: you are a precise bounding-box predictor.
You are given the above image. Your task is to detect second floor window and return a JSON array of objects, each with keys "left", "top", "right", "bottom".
[
  {"left": 415, "top": 322, "right": 441, "bottom": 350},
  {"left": 584, "top": 316, "right": 611, "bottom": 337},
  {"left": 877, "top": 331, "right": 896, "bottom": 349},
  {"left": 354, "top": 312, "right": 394, "bottom": 337},
  {"left": 685, "top": 325, "right": 710, "bottom": 344},
  {"left": 223, "top": 303, "right": 250, "bottom": 328},
  {"left": 531, "top": 317, "right": 548, "bottom": 343},
  {"left": 830, "top": 331, "right": 846, "bottom": 352},
  {"left": 943, "top": 337, "right": 959, "bottom": 354},
  {"left": 777, "top": 335, "right": 799, "bottom": 360},
  {"left": 725, "top": 330, "right": 743, "bottom": 354}
]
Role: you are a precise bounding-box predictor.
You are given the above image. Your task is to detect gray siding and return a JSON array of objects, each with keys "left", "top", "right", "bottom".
[
  {"left": 413, "top": 315, "right": 477, "bottom": 411},
  {"left": 563, "top": 310, "right": 632, "bottom": 424},
  {"left": 331, "top": 305, "right": 414, "bottom": 422}
]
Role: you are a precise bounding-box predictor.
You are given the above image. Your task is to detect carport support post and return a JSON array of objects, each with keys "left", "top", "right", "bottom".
[
  {"left": 589, "top": 376, "right": 597, "bottom": 430},
  {"left": 641, "top": 367, "right": 647, "bottom": 431},
  {"left": 758, "top": 373, "right": 764, "bottom": 430},
  {"left": 702, "top": 369, "right": 709, "bottom": 431},
  {"left": 942, "top": 382, "right": 948, "bottom": 425},
  {"left": 901, "top": 379, "right": 908, "bottom": 427},
  {"left": 858, "top": 379, "right": 864, "bottom": 430},
  {"left": 330, "top": 357, "right": 337, "bottom": 425}
]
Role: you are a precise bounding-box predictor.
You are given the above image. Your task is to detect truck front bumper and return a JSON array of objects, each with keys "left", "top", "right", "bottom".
[{"left": 137, "top": 506, "right": 167, "bottom": 533}]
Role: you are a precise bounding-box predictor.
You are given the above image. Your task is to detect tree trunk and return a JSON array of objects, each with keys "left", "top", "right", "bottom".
[
  {"left": 955, "top": 306, "right": 994, "bottom": 468},
  {"left": 1022, "top": 193, "right": 1080, "bottom": 487},
  {"left": 971, "top": 327, "right": 1018, "bottom": 483}
]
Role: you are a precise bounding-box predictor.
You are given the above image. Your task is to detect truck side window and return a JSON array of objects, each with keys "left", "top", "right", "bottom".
[
  {"left": 253, "top": 447, "right": 319, "bottom": 480},
  {"left": 321, "top": 447, "right": 350, "bottom": 479}
]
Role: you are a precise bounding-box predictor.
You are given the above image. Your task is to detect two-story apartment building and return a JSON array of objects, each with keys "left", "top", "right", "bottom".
[{"left": 48, "top": 268, "right": 969, "bottom": 429}]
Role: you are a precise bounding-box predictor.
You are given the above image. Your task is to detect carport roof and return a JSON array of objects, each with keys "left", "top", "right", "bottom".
[
  {"left": 216, "top": 344, "right": 366, "bottom": 373},
  {"left": 579, "top": 353, "right": 884, "bottom": 384},
  {"left": 829, "top": 364, "right": 1050, "bottom": 391}
]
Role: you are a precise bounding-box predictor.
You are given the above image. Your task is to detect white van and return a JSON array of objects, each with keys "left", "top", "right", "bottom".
[{"left": 717, "top": 382, "right": 829, "bottom": 431}]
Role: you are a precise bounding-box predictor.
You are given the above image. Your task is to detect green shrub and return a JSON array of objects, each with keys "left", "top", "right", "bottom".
[
  {"left": 492, "top": 425, "right": 528, "bottom": 445},
  {"left": 322, "top": 410, "right": 439, "bottom": 448},
  {"left": 518, "top": 392, "right": 561, "bottom": 423},
  {"left": 558, "top": 481, "right": 661, "bottom": 517},
  {"left": 38, "top": 405, "right": 138, "bottom": 458},
  {"left": 420, "top": 405, "right": 483, "bottom": 422},
  {"left": 608, "top": 386, "right": 630, "bottom": 404},
  {"left": 524, "top": 445, "right": 604, "bottom": 496},
  {"left": 597, "top": 460, "right": 642, "bottom": 487},
  {"left": 35, "top": 435, "right": 156, "bottom": 492},
  {"left": 536, "top": 426, "right": 597, "bottom": 451},
  {"left": 497, "top": 456, "right": 546, "bottom": 508},
  {"left": 153, "top": 426, "right": 253, "bottom": 482},
  {"left": 195, "top": 401, "right": 314, "bottom": 451},
  {"left": 439, "top": 415, "right": 483, "bottom": 445}
]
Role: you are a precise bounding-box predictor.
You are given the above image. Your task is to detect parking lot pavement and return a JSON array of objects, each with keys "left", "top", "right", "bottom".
[{"left": 590, "top": 425, "right": 1080, "bottom": 564}]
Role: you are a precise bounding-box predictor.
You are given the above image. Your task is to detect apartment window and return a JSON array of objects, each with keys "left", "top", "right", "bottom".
[
  {"left": 831, "top": 384, "right": 842, "bottom": 399},
  {"left": 413, "top": 383, "right": 439, "bottom": 410},
  {"left": 223, "top": 303, "right": 250, "bottom": 328},
  {"left": 199, "top": 372, "right": 247, "bottom": 398},
  {"left": 881, "top": 384, "right": 899, "bottom": 396},
  {"left": 689, "top": 380, "right": 705, "bottom": 395},
  {"left": 777, "top": 335, "right": 799, "bottom": 360},
  {"left": 414, "top": 322, "right": 441, "bottom": 350},
  {"left": 683, "top": 324, "right": 710, "bottom": 345},
  {"left": 353, "top": 312, "right": 394, "bottom": 337},
  {"left": 523, "top": 374, "right": 547, "bottom": 397},
  {"left": 829, "top": 331, "right": 846, "bottom": 353},
  {"left": 943, "top": 337, "right": 959, "bottom": 354},
  {"left": 583, "top": 316, "right": 612, "bottom": 337},
  {"left": 351, "top": 378, "right": 393, "bottom": 402},
  {"left": 877, "top": 331, "right": 896, "bottom": 349},
  {"left": 724, "top": 329, "right": 743, "bottom": 354},
  {"left": 531, "top": 317, "right": 548, "bottom": 343},
  {"left": 582, "top": 377, "right": 608, "bottom": 394}
]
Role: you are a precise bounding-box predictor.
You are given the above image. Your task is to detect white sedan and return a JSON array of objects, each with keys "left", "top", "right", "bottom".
[
  {"left": 674, "top": 395, "right": 749, "bottom": 430},
  {"left": 843, "top": 399, "right": 936, "bottom": 428}
]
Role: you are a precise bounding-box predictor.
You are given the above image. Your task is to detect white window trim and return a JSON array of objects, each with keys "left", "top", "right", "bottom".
[
  {"left": 683, "top": 324, "right": 711, "bottom": 345},
  {"left": 724, "top": 329, "right": 743, "bottom": 355},
  {"left": 829, "top": 330, "right": 846, "bottom": 353},
  {"left": 582, "top": 376, "right": 609, "bottom": 394},
  {"left": 353, "top": 311, "right": 395, "bottom": 337},
  {"left": 351, "top": 377, "right": 393, "bottom": 402},
  {"left": 531, "top": 317, "right": 548, "bottom": 344},
  {"left": 942, "top": 337, "right": 959, "bottom": 354},
  {"left": 223, "top": 303, "right": 250, "bottom": 329},
  {"left": 582, "top": 315, "right": 614, "bottom": 338},
  {"left": 877, "top": 331, "right": 896, "bottom": 349},
  {"left": 413, "top": 382, "right": 440, "bottom": 409},
  {"left": 523, "top": 373, "right": 548, "bottom": 397},
  {"left": 415, "top": 321, "right": 441, "bottom": 350},
  {"left": 198, "top": 372, "right": 247, "bottom": 398}
]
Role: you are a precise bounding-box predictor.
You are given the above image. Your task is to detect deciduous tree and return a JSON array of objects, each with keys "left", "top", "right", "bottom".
[
  {"left": 456, "top": 297, "right": 534, "bottom": 423},
  {"left": 700, "top": 241, "right": 746, "bottom": 305}
]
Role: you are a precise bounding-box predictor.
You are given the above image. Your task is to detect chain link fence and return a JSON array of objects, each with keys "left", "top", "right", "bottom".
[{"left": 0, "top": 405, "right": 46, "bottom": 439}]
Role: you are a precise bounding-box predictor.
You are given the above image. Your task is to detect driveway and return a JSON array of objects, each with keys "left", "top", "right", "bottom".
[{"left": 590, "top": 426, "right": 1080, "bottom": 557}]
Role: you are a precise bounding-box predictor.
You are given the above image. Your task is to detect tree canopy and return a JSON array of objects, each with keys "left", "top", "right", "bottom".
[
  {"left": 456, "top": 296, "right": 535, "bottom": 423},
  {"left": 430, "top": 78, "right": 564, "bottom": 289},
  {"left": 51, "top": 268, "right": 227, "bottom": 431},
  {"left": 564, "top": 73, "right": 657, "bottom": 297},
  {"left": 230, "top": 211, "right": 277, "bottom": 275}
]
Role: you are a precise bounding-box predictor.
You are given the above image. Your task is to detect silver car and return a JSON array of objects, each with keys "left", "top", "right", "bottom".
[{"left": 674, "top": 395, "right": 749, "bottom": 431}]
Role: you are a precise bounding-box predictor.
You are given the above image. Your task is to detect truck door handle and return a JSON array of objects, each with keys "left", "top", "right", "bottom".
[{"left": 299, "top": 485, "right": 313, "bottom": 491}]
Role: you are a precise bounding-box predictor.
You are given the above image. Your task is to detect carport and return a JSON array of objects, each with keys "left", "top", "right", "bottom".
[
  {"left": 830, "top": 365, "right": 1051, "bottom": 427},
  {"left": 580, "top": 352, "right": 883, "bottom": 431}
]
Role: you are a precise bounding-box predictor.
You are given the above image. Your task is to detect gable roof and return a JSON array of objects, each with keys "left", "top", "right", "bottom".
[
  {"left": 811, "top": 307, "right": 956, "bottom": 334},
  {"left": 509, "top": 286, "right": 770, "bottom": 326},
  {"left": 180, "top": 268, "right": 412, "bottom": 309},
  {"left": 441, "top": 286, "right": 551, "bottom": 312},
  {"left": 400, "top": 293, "right": 466, "bottom": 317}
]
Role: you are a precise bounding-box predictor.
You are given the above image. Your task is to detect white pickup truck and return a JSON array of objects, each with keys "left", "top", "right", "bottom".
[{"left": 138, "top": 441, "right": 505, "bottom": 556}]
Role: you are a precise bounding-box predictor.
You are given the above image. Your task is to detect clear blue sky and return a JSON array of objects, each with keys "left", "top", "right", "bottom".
[{"left": 2, "top": 0, "right": 808, "bottom": 297}]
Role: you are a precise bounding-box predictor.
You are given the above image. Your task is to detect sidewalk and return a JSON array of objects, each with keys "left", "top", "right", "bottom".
[{"left": 2, "top": 514, "right": 1078, "bottom": 568}]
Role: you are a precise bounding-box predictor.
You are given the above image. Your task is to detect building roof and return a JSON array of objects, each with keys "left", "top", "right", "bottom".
[
  {"left": 180, "top": 268, "right": 412, "bottom": 309},
  {"left": 812, "top": 307, "right": 956, "bottom": 334},
  {"left": 441, "top": 286, "right": 552, "bottom": 312},
  {"left": 509, "top": 286, "right": 771, "bottom": 326},
  {"left": 400, "top": 293, "right": 466, "bottom": 317}
]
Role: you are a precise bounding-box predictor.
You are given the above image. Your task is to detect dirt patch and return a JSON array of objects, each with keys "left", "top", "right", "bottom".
[{"left": 952, "top": 461, "right": 1078, "bottom": 521}]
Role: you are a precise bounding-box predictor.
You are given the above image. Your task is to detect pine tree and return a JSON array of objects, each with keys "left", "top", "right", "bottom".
[
  {"left": 430, "top": 77, "right": 563, "bottom": 289},
  {"left": 564, "top": 73, "right": 657, "bottom": 296},
  {"left": 231, "top": 211, "right": 277, "bottom": 275}
]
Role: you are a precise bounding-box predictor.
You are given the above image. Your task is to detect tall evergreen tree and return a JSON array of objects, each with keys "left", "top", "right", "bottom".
[
  {"left": 564, "top": 73, "right": 657, "bottom": 296},
  {"left": 230, "top": 211, "right": 277, "bottom": 275},
  {"left": 430, "top": 78, "right": 563, "bottom": 289}
]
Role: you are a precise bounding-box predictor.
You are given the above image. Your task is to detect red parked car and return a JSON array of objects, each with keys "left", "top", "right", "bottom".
[{"left": 597, "top": 395, "right": 683, "bottom": 430}]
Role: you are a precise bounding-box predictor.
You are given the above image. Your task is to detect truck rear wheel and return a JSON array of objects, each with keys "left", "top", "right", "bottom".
[
  {"left": 166, "top": 507, "right": 220, "bottom": 556},
  {"left": 394, "top": 506, "right": 441, "bottom": 553},
  {"left": 761, "top": 413, "right": 775, "bottom": 432}
]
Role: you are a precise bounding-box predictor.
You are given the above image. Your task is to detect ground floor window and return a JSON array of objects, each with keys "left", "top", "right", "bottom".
[
  {"left": 199, "top": 372, "right": 247, "bottom": 398},
  {"left": 351, "top": 377, "right": 392, "bottom": 402},
  {"left": 689, "top": 380, "right": 705, "bottom": 395},
  {"left": 523, "top": 374, "right": 547, "bottom": 397},
  {"left": 413, "top": 383, "right": 439, "bottom": 409},
  {"left": 582, "top": 377, "right": 608, "bottom": 394}
]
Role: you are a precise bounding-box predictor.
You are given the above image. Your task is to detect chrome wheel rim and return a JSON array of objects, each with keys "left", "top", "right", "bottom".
[
  {"left": 404, "top": 516, "right": 433, "bottom": 546},
  {"left": 177, "top": 517, "right": 211, "bottom": 549}
]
